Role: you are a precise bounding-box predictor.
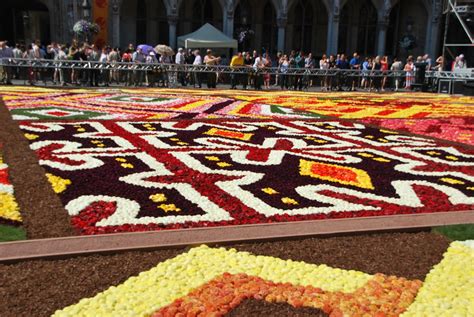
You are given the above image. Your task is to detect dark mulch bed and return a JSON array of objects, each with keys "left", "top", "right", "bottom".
[
  {"left": 0, "top": 99, "right": 74, "bottom": 239},
  {"left": 226, "top": 299, "right": 329, "bottom": 316},
  {"left": 232, "top": 231, "right": 450, "bottom": 280},
  {"left": 0, "top": 232, "right": 450, "bottom": 317}
]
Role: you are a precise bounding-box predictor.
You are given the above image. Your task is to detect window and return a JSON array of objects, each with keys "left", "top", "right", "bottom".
[
  {"left": 293, "top": 0, "right": 313, "bottom": 53},
  {"left": 357, "top": 2, "right": 377, "bottom": 55},
  {"left": 136, "top": 0, "right": 147, "bottom": 43},
  {"left": 262, "top": 1, "right": 277, "bottom": 53},
  {"left": 192, "top": 0, "right": 214, "bottom": 30}
]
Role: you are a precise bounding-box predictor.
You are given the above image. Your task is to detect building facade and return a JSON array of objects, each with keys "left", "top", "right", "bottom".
[{"left": 1, "top": 0, "right": 445, "bottom": 58}]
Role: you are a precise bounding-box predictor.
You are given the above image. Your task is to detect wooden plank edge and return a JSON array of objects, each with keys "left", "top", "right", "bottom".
[{"left": 1, "top": 211, "right": 473, "bottom": 263}]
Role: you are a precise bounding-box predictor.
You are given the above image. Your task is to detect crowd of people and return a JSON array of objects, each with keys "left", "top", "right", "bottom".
[{"left": 0, "top": 39, "right": 469, "bottom": 92}]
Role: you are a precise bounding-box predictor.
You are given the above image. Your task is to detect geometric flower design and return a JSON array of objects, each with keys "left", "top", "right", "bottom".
[
  {"left": 55, "top": 242, "right": 474, "bottom": 316},
  {"left": 19, "top": 119, "right": 474, "bottom": 235},
  {"left": 299, "top": 159, "right": 374, "bottom": 190},
  {"left": 362, "top": 117, "right": 474, "bottom": 146},
  {"left": 402, "top": 241, "right": 474, "bottom": 316},
  {"left": 4, "top": 87, "right": 474, "bottom": 121},
  {"left": 52, "top": 245, "right": 423, "bottom": 317},
  {"left": 0, "top": 150, "right": 21, "bottom": 223},
  {"left": 2, "top": 89, "right": 322, "bottom": 121}
]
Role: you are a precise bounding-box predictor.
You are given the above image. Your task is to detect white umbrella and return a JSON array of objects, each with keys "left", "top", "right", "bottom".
[{"left": 154, "top": 45, "right": 175, "bottom": 56}]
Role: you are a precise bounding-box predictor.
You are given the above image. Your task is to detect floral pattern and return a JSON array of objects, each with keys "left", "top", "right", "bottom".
[
  {"left": 402, "top": 240, "right": 474, "bottom": 316},
  {"left": 362, "top": 117, "right": 474, "bottom": 145},
  {"left": 2, "top": 89, "right": 321, "bottom": 121},
  {"left": 2, "top": 87, "right": 473, "bottom": 121},
  {"left": 53, "top": 245, "right": 421, "bottom": 316},
  {"left": 0, "top": 149, "right": 21, "bottom": 224},
  {"left": 19, "top": 119, "right": 474, "bottom": 235},
  {"left": 54, "top": 242, "right": 474, "bottom": 316}
]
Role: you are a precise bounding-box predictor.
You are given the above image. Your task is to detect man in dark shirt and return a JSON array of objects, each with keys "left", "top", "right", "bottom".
[{"left": 336, "top": 54, "right": 349, "bottom": 91}]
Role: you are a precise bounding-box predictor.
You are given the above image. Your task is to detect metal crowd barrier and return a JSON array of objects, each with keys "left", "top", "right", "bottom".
[{"left": 2, "top": 58, "right": 473, "bottom": 79}]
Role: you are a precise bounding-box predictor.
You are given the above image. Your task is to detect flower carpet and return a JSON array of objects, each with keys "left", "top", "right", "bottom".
[
  {"left": 1, "top": 88, "right": 321, "bottom": 121},
  {"left": 2, "top": 87, "right": 474, "bottom": 121},
  {"left": 1, "top": 87, "right": 473, "bottom": 316},
  {"left": 52, "top": 240, "right": 474, "bottom": 317},
  {"left": 0, "top": 87, "right": 472, "bottom": 236},
  {"left": 18, "top": 118, "right": 474, "bottom": 235},
  {"left": 361, "top": 117, "right": 474, "bottom": 146},
  {"left": 0, "top": 147, "right": 21, "bottom": 226}
]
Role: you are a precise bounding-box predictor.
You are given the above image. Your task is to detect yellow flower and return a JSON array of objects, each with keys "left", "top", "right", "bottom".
[
  {"left": 0, "top": 192, "right": 22, "bottom": 222},
  {"left": 440, "top": 178, "right": 465, "bottom": 185},
  {"left": 158, "top": 204, "right": 181, "bottom": 213},
  {"left": 149, "top": 193, "right": 167, "bottom": 203},
  {"left": 262, "top": 188, "right": 279, "bottom": 195},
  {"left": 281, "top": 197, "right": 298, "bottom": 205},
  {"left": 358, "top": 152, "right": 374, "bottom": 158},
  {"left": 46, "top": 173, "right": 72, "bottom": 194},
  {"left": 24, "top": 133, "right": 39, "bottom": 140},
  {"left": 53, "top": 245, "right": 372, "bottom": 316},
  {"left": 373, "top": 157, "right": 391, "bottom": 163}
]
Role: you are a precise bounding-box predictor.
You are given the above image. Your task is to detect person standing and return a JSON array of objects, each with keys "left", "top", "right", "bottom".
[
  {"left": 380, "top": 56, "right": 389, "bottom": 91},
  {"left": 185, "top": 49, "right": 195, "bottom": 85},
  {"left": 349, "top": 52, "right": 360, "bottom": 91},
  {"left": 121, "top": 49, "right": 133, "bottom": 86},
  {"left": 145, "top": 52, "right": 158, "bottom": 87},
  {"left": 404, "top": 56, "right": 415, "bottom": 90},
  {"left": 390, "top": 57, "right": 402, "bottom": 92},
  {"left": 361, "top": 57, "right": 371, "bottom": 90},
  {"left": 244, "top": 52, "right": 253, "bottom": 89},
  {"left": 0, "top": 41, "right": 14, "bottom": 85},
  {"left": 56, "top": 45, "right": 68, "bottom": 86},
  {"left": 230, "top": 51, "right": 244, "bottom": 89},
  {"left": 175, "top": 48, "right": 187, "bottom": 86},
  {"left": 423, "top": 54, "right": 432, "bottom": 70},
  {"left": 274, "top": 51, "right": 282, "bottom": 86},
  {"left": 204, "top": 49, "right": 220, "bottom": 88},
  {"left": 99, "top": 47, "right": 110, "bottom": 86},
  {"left": 263, "top": 53, "right": 272, "bottom": 89},
  {"left": 69, "top": 46, "right": 81, "bottom": 85},
  {"left": 47, "top": 42, "right": 60, "bottom": 84},
  {"left": 88, "top": 45, "right": 100, "bottom": 87},
  {"left": 108, "top": 47, "right": 120, "bottom": 84},
  {"left": 371, "top": 56, "right": 382, "bottom": 92},
  {"left": 304, "top": 52, "right": 314, "bottom": 88},
  {"left": 336, "top": 54, "right": 349, "bottom": 91},
  {"left": 319, "top": 54, "right": 329, "bottom": 91},
  {"left": 192, "top": 49, "right": 202, "bottom": 88},
  {"left": 293, "top": 51, "right": 305, "bottom": 91},
  {"left": 454, "top": 54, "right": 467, "bottom": 70},
  {"left": 159, "top": 53, "right": 172, "bottom": 87},
  {"left": 435, "top": 55, "right": 444, "bottom": 71},
  {"left": 328, "top": 55, "right": 336, "bottom": 90},
  {"left": 253, "top": 52, "right": 265, "bottom": 90},
  {"left": 279, "top": 55, "right": 290, "bottom": 90},
  {"left": 12, "top": 43, "right": 22, "bottom": 79},
  {"left": 132, "top": 47, "right": 146, "bottom": 86}
]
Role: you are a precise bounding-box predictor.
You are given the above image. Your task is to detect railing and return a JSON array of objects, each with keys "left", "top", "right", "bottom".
[{"left": 2, "top": 58, "right": 473, "bottom": 79}]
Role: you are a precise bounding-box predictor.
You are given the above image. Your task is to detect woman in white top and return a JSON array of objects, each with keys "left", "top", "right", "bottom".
[
  {"left": 404, "top": 57, "right": 415, "bottom": 90},
  {"left": 280, "top": 55, "right": 290, "bottom": 90},
  {"left": 319, "top": 54, "right": 328, "bottom": 91}
]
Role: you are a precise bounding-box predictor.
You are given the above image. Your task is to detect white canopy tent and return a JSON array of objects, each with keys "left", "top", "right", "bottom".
[{"left": 177, "top": 23, "right": 238, "bottom": 49}]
